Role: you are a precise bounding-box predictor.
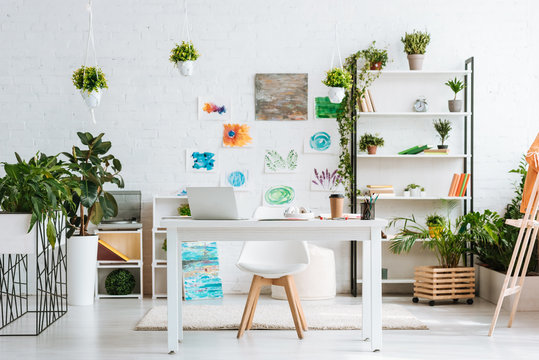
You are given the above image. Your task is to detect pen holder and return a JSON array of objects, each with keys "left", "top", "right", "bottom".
[{"left": 361, "top": 202, "right": 375, "bottom": 220}]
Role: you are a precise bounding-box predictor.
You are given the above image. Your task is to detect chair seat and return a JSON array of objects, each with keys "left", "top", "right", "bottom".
[{"left": 237, "top": 261, "right": 308, "bottom": 278}]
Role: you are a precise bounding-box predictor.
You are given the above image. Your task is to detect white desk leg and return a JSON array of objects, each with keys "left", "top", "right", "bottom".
[
  {"left": 167, "top": 228, "right": 182, "bottom": 353},
  {"left": 362, "top": 239, "right": 371, "bottom": 342},
  {"left": 370, "top": 227, "right": 382, "bottom": 352}
]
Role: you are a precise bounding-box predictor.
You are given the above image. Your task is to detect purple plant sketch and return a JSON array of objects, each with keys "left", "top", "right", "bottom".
[{"left": 311, "top": 168, "right": 343, "bottom": 191}]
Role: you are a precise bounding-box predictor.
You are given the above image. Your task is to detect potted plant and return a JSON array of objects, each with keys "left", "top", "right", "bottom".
[
  {"left": 433, "top": 119, "right": 452, "bottom": 149},
  {"left": 72, "top": 66, "right": 108, "bottom": 109},
  {"left": 0, "top": 153, "right": 73, "bottom": 254},
  {"left": 403, "top": 186, "right": 411, "bottom": 197},
  {"left": 359, "top": 133, "right": 384, "bottom": 155},
  {"left": 425, "top": 214, "right": 444, "bottom": 238},
  {"left": 420, "top": 187, "right": 427, "bottom": 197},
  {"left": 360, "top": 41, "right": 389, "bottom": 71},
  {"left": 322, "top": 67, "right": 352, "bottom": 103},
  {"left": 169, "top": 40, "right": 200, "bottom": 76},
  {"left": 63, "top": 132, "right": 124, "bottom": 306},
  {"left": 405, "top": 183, "right": 421, "bottom": 197},
  {"left": 401, "top": 30, "right": 431, "bottom": 70},
  {"left": 445, "top": 77, "right": 465, "bottom": 112}
]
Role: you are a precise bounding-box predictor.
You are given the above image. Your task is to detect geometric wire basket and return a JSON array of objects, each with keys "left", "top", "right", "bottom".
[{"left": 0, "top": 215, "right": 67, "bottom": 335}]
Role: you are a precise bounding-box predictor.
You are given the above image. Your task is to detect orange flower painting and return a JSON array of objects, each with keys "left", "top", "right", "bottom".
[{"left": 223, "top": 124, "right": 252, "bottom": 147}]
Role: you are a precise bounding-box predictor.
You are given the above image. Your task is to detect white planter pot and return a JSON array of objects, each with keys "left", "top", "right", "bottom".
[
  {"left": 403, "top": 191, "right": 411, "bottom": 197},
  {"left": 328, "top": 87, "right": 345, "bottom": 103},
  {"left": 479, "top": 265, "right": 539, "bottom": 311},
  {"left": 80, "top": 89, "right": 102, "bottom": 109},
  {"left": 177, "top": 60, "right": 194, "bottom": 76},
  {"left": 67, "top": 235, "right": 98, "bottom": 306},
  {"left": 0, "top": 213, "right": 36, "bottom": 254},
  {"left": 420, "top": 191, "right": 427, "bottom": 198},
  {"left": 410, "top": 188, "right": 421, "bottom": 197}
]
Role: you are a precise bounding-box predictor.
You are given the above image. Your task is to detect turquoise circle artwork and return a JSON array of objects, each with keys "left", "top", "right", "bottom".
[
  {"left": 309, "top": 131, "right": 331, "bottom": 151},
  {"left": 227, "top": 171, "right": 246, "bottom": 187},
  {"left": 264, "top": 186, "right": 295, "bottom": 206}
]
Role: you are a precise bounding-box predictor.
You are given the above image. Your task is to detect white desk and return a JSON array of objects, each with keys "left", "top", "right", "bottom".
[{"left": 162, "top": 218, "right": 387, "bottom": 354}]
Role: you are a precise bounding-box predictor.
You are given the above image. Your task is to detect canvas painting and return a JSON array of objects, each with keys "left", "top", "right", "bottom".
[
  {"left": 182, "top": 242, "right": 223, "bottom": 301},
  {"left": 303, "top": 130, "right": 338, "bottom": 154},
  {"left": 221, "top": 169, "right": 250, "bottom": 191},
  {"left": 186, "top": 149, "right": 218, "bottom": 172},
  {"left": 315, "top": 97, "right": 341, "bottom": 119},
  {"left": 198, "top": 97, "right": 231, "bottom": 121},
  {"left": 255, "top": 73, "right": 308, "bottom": 121},
  {"left": 264, "top": 149, "right": 299, "bottom": 173},
  {"left": 263, "top": 185, "right": 296, "bottom": 207},
  {"left": 222, "top": 123, "right": 253, "bottom": 148},
  {"left": 311, "top": 168, "right": 344, "bottom": 192}
]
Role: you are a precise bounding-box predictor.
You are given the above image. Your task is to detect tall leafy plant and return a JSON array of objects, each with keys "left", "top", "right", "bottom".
[
  {"left": 63, "top": 132, "right": 124, "bottom": 237},
  {"left": 401, "top": 30, "right": 431, "bottom": 55}
]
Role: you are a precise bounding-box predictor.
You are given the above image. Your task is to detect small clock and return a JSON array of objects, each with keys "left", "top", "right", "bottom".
[{"left": 414, "top": 97, "right": 428, "bottom": 112}]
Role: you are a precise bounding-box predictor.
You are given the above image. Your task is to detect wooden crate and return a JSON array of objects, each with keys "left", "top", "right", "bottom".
[{"left": 413, "top": 266, "right": 475, "bottom": 304}]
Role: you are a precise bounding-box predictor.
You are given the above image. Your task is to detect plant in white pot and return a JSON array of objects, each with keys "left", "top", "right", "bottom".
[
  {"left": 433, "top": 119, "right": 452, "bottom": 150},
  {"left": 72, "top": 66, "right": 108, "bottom": 109},
  {"left": 445, "top": 77, "right": 465, "bottom": 112},
  {"left": 401, "top": 30, "right": 431, "bottom": 70},
  {"left": 63, "top": 132, "right": 124, "bottom": 306},
  {"left": 406, "top": 183, "right": 421, "bottom": 197},
  {"left": 170, "top": 40, "right": 200, "bottom": 76},
  {"left": 322, "top": 67, "right": 352, "bottom": 103}
]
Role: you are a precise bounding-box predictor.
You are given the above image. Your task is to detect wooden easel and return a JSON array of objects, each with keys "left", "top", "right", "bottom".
[{"left": 488, "top": 173, "right": 539, "bottom": 336}]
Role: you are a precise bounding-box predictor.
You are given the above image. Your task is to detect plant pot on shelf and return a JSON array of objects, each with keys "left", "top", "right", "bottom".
[
  {"left": 367, "top": 145, "right": 378, "bottom": 155},
  {"left": 80, "top": 89, "right": 102, "bottom": 109},
  {"left": 370, "top": 62, "right": 382, "bottom": 71},
  {"left": 437, "top": 145, "right": 449, "bottom": 150},
  {"left": 403, "top": 190, "right": 411, "bottom": 197},
  {"left": 410, "top": 188, "right": 421, "bottom": 197},
  {"left": 428, "top": 226, "right": 441, "bottom": 238},
  {"left": 328, "top": 87, "right": 345, "bottom": 103},
  {"left": 413, "top": 266, "right": 475, "bottom": 306},
  {"left": 177, "top": 60, "right": 194, "bottom": 76},
  {"left": 407, "top": 54, "right": 425, "bottom": 70},
  {"left": 0, "top": 213, "right": 36, "bottom": 254},
  {"left": 67, "top": 235, "right": 99, "bottom": 306},
  {"left": 420, "top": 191, "right": 427, "bottom": 198},
  {"left": 448, "top": 100, "right": 463, "bottom": 112}
]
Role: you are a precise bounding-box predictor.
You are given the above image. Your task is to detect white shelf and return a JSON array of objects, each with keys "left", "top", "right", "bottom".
[
  {"left": 366, "top": 70, "right": 471, "bottom": 76},
  {"left": 155, "top": 195, "right": 188, "bottom": 199},
  {"left": 96, "top": 294, "right": 142, "bottom": 299},
  {"left": 359, "top": 112, "right": 470, "bottom": 117},
  {"left": 97, "top": 261, "right": 142, "bottom": 268},
  {"left": 357, "top": 279, "right": 415, "bottom": 284},
  {"left": 153, "top": 293, "right": 168, "bottom": 298},
  {"left": 153, "top": 261, "right": 167, "bottom": 267},
  {"left": 357, "top": 154, "right": 470, "bottom": 158},
  {"left": 97, "top": 229, "right": 142, "bottom": 234},
  {"left": 358, "top": 196, "right": 470, "bottom": 200}
]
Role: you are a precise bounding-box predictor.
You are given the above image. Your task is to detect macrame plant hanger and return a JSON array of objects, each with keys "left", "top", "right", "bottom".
[
  {"left": 330, "top": 23, "right": 343, "bottom": 72},
  {"left": 326, "top": 23, "right": 345, "bottom": 103},
  {"left": 82, "top": 0, "right": 99, "bottom": 124},
  {"left": 175, "top": 0, "right": 195, "bottom": 76}
]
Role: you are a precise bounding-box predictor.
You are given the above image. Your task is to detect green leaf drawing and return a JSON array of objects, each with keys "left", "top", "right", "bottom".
[
  {"left": 265, "top": 150, "right": 286, "bottom": 172},
  {"left": 286, "top": 150, "right": 298, "bottom": 170}
]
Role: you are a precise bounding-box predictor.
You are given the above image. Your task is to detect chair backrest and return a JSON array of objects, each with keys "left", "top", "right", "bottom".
[{"left": 237, "top": 207, "right": 309, "bottom": 266}]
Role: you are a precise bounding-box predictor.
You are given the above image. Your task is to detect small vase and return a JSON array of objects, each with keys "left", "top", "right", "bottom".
[
  {"left": 407, "top": 54, "right": 425, "bottom": 70},
  {"left": 437, "top": 145, "right": 449, "bottom": 149},
  {"left": 328, "top": 87, "right": 345, "bottom": 103},
  {"left": 178, "top": 60, "right": 194, "bottom": 76},
  {"left": 448, "top": 99, "right": 463, "bottom": 112},
  {"left": 80, "top": 89, "right": 101, "bottom": 109},
  {"left": 367, "top": 145, "right": 378, "bottom": 155},
  {"left": 370, "top": 62, "right": 382, "bottom": 71},
  {"left": 410, "top": 188, "right": 421, "bottom": 197},
  {"left": 403, "top": 191, "right": 411, "bottom": 197}
]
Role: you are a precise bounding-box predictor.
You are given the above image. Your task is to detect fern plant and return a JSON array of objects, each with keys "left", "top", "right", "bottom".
[
  {"left": 72, "top": 66, "right": 108, "bottom": 93},
  {"left": 433, "top": 119, "right": 452, "bottom": 145},
  {"left": 401, "top": 30, "right": 431, "bottom": 55},
  {"left": 445, "top": 77, "right": 465, "bottom": 100}
]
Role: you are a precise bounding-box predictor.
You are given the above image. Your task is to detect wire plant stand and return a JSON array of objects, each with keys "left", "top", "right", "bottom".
[{"left": 0, "top": 215, "right": 68, "bottom": 335}]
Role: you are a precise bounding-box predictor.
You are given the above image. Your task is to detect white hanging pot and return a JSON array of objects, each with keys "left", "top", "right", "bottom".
[
  {"left": 328, "top": 87, "right": 345, "bottom": 103},
  {"left": 67, "top": 234, "right": 99, "bottom": 306},
  {"left": 177, "top": 60, "right": 194, "bottom": 76},
  {"left": 80, "top": 89, "right": 102, "bottom": 109}
]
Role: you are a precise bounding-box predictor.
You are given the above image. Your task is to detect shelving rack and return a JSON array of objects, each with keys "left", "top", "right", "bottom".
[{"left": 350, "top": 58, "right": 475, "bottom": 296}]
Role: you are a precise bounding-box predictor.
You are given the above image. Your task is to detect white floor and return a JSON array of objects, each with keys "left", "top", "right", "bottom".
[{"left": 2, "top": 295, "right": 539, "bottom": 359}]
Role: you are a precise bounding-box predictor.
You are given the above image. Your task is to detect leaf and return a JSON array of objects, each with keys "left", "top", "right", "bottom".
[
  {"left": 265, "top": 150, "right": 285, "bottom": 172},
  {"left": 80, "top": 180, "right": 98, "bottom": 208},
  {"left": 99, "top": 192, "right": 118, "bottom": 219},
  {"left": 47, "top": 219, "right": 56, "bottom": 248},
  {"left": 90, "top": 201, "right": 104, "bottom": 225},
  {"left": 77, "top": 132, "right": 91, "bottom": 146},
  {"left": 112, "top": 159, "right": 122, "bottom": 172},
  {"left": 286, "top": 150, "right": 298, "bottom": 170}
]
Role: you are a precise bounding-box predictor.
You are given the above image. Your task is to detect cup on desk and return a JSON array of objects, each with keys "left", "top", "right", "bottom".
[{"left": 329, "top": 194, "right": 344, "bottom": 219}]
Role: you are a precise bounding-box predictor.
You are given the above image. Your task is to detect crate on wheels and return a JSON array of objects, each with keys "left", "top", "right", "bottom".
[{"left": 412, "top": 266, "right": 475, "bottom": 306}]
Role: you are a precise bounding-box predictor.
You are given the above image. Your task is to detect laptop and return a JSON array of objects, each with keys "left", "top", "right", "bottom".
[{"left": 187, "top": 187, "right": 246, "bottom": 220}]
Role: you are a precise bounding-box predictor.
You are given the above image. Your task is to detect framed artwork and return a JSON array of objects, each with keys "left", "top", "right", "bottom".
[
  {"left": 198, "top": 97, "right": 231, "bottom": 121},
  {"left": 304, "top": 130, "right": 338, "bottom": 154},
  {"left": 315, "top": 97, "right": 341, "bottom": 119},
  {"left": 311, "top": 168, "right": 344, "bottom": 192},
  {"left": 264, "top": 149, "right": 299, "bottom": 173},
  {"left": 182, "top": 242, "right": 223, "bottom": 300},
  {"left": 221, "top": 169, "right": 250, "bottom": 191},
  {"left": 186, "top": 149, "right": 218, "bottom": 172},
  {"left": 222, "top": 123, "right": 253, "bottom": 148},
  {"left": 255, "top": 73, "right": 308, "bottom": 121},
  {"left": 263, "top": 185, "right": 296, "bottom": 207}
]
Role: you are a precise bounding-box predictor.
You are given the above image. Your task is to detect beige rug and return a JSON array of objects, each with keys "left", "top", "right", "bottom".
[{"left": 135, "top": 303, "right": 427, "bottom": 331}]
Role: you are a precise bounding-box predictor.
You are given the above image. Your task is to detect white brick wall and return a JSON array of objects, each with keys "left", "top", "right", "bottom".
[{"left": 0, "top": 0, "right": 538, "bottom": 294}]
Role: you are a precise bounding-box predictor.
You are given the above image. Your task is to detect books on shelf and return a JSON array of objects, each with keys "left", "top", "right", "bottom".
[
  {"left": 359, "top": 89, "right": 376, "bottom": 112},
  {"left": 448, "top": 173, "right": 471, "bottom": 197},
  {"left": 423, "top": 148, "right": 450, "bottom": 155},
  {"left": 97, "top": 240, "right": 130, "bottom": 261},
  {"left": 367, "top": 185, "right": 395, "bottom": 196},
  {"left": 398, "top": 144, "right": 432, "bottom": 155}
]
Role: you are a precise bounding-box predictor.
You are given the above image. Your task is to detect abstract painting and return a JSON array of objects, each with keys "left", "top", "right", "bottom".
[
  {"left": 264, "top": 149, "right": 298, "bottom": 173},
  {"left": 304, "top": 130, "right": 337, "bottom": 154},
  {"left": 255, "top": 73, "right": 308, "bottom": 121},
  {"left": 198, "top": 97, "right": 231, "bottom": 121},
  {"left": 221, "top": 169, "right": 250, "bottom": 191},
  {"left": 311, "top": 168, "right": 344, "bottom": 192},
  {"left": 222, "top": 123, "right": 253, "bottom": 148},
  {"left": 263, "top": 185, "right": 296, "bottom": 207},
  {"left": 186, "top": 149, "right": 217, "bottom": 172},
  {"left": 315, "top": 97, "right": 341, "bottom": 119},
  {"left": 182, "top": 242, "right": 223, "bottom": 300}
]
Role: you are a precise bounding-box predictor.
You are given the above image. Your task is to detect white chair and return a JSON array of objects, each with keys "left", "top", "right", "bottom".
[{"left": 236, "top": 206, "right": 310, "bottom": 339}]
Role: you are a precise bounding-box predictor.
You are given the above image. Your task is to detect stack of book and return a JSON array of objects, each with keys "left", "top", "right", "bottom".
[
  {"left": 367, "top": 185, "right": 395, "bottom": 197},
  {"left": 398, "top": 144, "right": 432, "bottom": 155},
  {"left": 359, "top": 89, "right": 376, "bottom": 112},
  {"left": 97, "top": 240, "right": 130, "bottom": 261},
  {"left": 424, "top": 148, "right": 450, "bottom": 155},
  {"left": 448, "top": 173, "right": 471, "bottom": 197}
]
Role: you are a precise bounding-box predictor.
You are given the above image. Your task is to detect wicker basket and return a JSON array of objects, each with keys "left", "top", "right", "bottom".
[{"left": 413, "top": 266, "right": 475, "bottom": 306}]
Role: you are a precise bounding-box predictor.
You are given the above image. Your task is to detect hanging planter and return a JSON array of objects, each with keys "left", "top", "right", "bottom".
[
  {"left": 73, "top": 66, "right": 107, "bottom": 108},
  {"left": 322, "top": 67, "right": 352, "bottom": 103},
  {"left": 170, "top": 41, "right": 200, "bottom": 76}
]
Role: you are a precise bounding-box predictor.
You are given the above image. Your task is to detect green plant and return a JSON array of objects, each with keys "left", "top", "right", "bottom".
[
  {"left": 162, "top": 238, "right": 167, "bottom": 252},
  {"left": 433, "top": 119, "right": 452, "bottom": 145},
  {"left": 178, "top": 204, "right": 191, "bottom": 216},
  {"left": 169, "top": 41, "right": 200, "bottom": 63},
  {"left": 105, "top": 269, "right": 136, "bottom": 295},
  {"left": 359, "top": 133, "right": 384, "bottom": 151},
  {"left": 0, "top": 153, "right": 74, "bottom": 247},
  {"left": 445, "top": 77, "right": 465, "bottom": 100},
  {"left": 401, "top": 30, "right": 431, "bottom": 55},
  {"left": 425, "top": 214, "right": 444, "bottom": 227},
  {"left": 72, "top": 66, "right": 108, "bottom": 93},
  {"left": 405, "top": 183, "right": 421, "bottom": 191},
  {"left": 360, "top": 41, "right": 388, "bottom": 69},
  {"left": 421, "top": 187, "right": 425, "bottom": 192},
  {"left": 322, "top": 67, "right": 353, "bottom": 88},
  {"left": 63, "top": 132, "right": 124, "bottom": 237}
]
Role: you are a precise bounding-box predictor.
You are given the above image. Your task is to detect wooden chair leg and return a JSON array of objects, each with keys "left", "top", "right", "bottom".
[
  {"left": 281, "top": 275, "right": 304, "bottom": 339},
  {"left": 237, "top": 275, "right": 261, "bottom": 338},
  {"left": 289, "top": 276, "right": 308, "bottom": 331},
  {"left": 246, "top": 279, "right": 262, "bottom": 330}
]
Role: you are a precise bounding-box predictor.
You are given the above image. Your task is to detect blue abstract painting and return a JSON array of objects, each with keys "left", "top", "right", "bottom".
[
  {"left": 186, "top": 149, "right": 217, "bottom": 172},
  {"left": 222, "top": 169, "right": 250, "bottom": 190},
  {"left": 182, "top": 242, "right": 223, "bottom": 300},
  {"left": 304, "top": 130, "right": 337, "bottom": 153}
]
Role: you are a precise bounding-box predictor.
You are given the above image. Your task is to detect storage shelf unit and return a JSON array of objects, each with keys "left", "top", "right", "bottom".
[
  {"left": 95, "top": 229, "right": 143, "bottom": 299},
  {"left": 350, "top": 57, "right": 474, "bottom": 296}
]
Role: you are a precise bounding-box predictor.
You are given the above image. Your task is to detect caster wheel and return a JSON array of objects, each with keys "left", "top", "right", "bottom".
[
  {"left": 428, "top": 301, "right": 435, "bottom": 307},
  {"left": 467, "top": 299, "right": 474, "bottom": 305},
  {"left": 412, "top": 297, "right": 419, "bottom": 303},
  {"left": 453, "top": 299, "right": 459, "bottom": 303}
]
